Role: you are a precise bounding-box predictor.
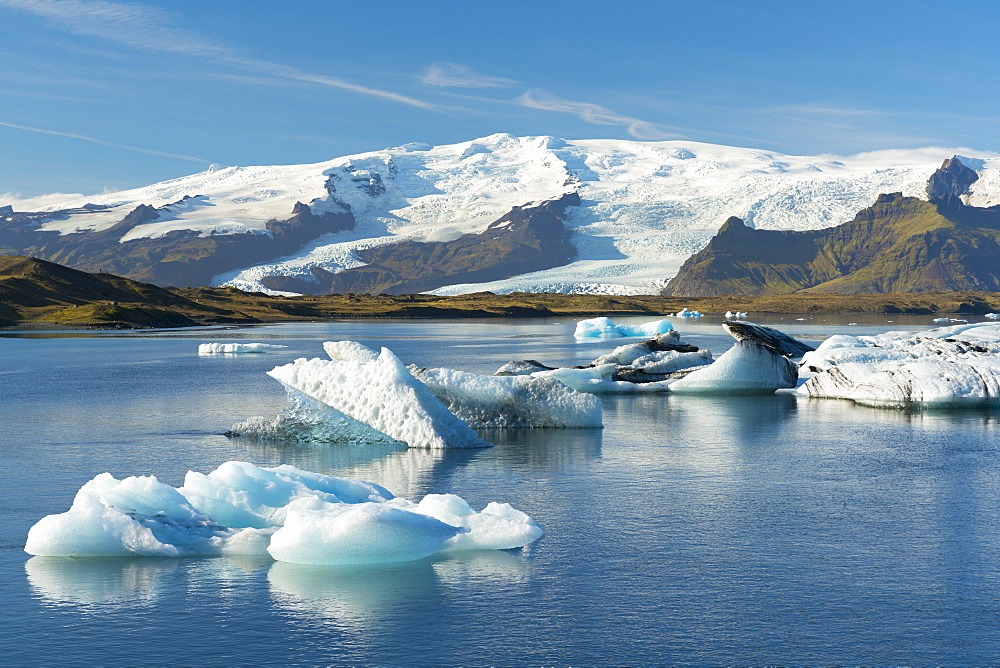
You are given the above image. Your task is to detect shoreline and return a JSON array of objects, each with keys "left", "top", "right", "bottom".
[{"left": 4, "top": 288, "right": 1000, "bottom": 331}]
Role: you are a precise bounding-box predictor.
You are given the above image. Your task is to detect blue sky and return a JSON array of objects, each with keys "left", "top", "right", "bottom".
[{"left": 3, "top": 0, "right": 1000, "bottom": 197}]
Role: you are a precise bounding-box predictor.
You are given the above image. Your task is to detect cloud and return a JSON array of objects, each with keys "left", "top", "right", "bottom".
[
  {"left": 516, "top": 89, "right": 678, "bottom": 140},
  {"left": 0, "top": 0, "right": 437, "bottom": 110},
  {"left": 0, "top": 119, "right": 211, "bottom": 163},
  {"left": 420, "top": 63, "right": 518, "bottom": 89}
]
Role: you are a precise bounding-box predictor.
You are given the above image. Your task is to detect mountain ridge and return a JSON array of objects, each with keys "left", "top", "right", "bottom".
[{"left": 4, "top": 135, "right": 993, "bottom": 295}]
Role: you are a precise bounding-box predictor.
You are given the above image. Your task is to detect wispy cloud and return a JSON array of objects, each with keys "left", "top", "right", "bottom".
[
  {"left": 420, "top": 63, "right": 518, "bottom": 89},
  {"left": 0, "top": 119, "right": 212, "bottom": 163},
  {"left": 516, "top": 89, "right": 678, "bottom": 140},
  {"left": 0, "top": 0, "right": 438, "bottom": 110}
]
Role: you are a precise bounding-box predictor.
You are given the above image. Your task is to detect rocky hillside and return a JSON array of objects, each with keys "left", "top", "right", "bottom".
[
  {"left": 4, "top": 135, "right": 992, "bottom": 295},
  {"left": 662, "top": 159, "right": 1000, "bottom": 296}
]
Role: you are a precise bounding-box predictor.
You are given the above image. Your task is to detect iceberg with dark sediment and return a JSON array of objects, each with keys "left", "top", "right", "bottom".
[
  {"left": 799, "top": 323, "right": 1000, "bottom": 406},
  {"left": 499, "top": 320, "right": 810, "bottom": 395},
  {"left": 198, "top": 343, "right": 289, "bottom": 354},
  {"left": 24, "top": 461, "right": 543, "bottom": 564},
  {"left": 669, "top": 339, "right": 799, "bottom": 394}
]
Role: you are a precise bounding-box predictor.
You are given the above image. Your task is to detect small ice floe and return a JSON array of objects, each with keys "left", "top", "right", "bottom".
[
  {"left": 673, "top": 308, "right": 703, "bottom": 318},
  {"left": 573, "top": 316, "right": 673, "bottom": 339},
  {"left": 933, "top": 317, "right": 968, "bottom": 324},
  {"left": 987, "top": 313, "right": 1000, "bottom": 320},
  {"left": 198, "top": 343, "right": 288, "bottom": 355},
  {"left": 24, "top": 461, "right": 543, "bottom": 565},
  {"left": 799, "top": 323, "right": 1000, "bottom": 407},
  {"left": 724, "top": 311, "right": 748, "bottom": 319}
]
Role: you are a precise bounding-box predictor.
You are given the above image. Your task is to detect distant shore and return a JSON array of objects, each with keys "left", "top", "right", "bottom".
[{"left": 5, "top": 286, "right": 1000, "bottom": 331}]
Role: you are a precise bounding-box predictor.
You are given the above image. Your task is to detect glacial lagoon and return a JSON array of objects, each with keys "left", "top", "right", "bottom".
[{"left": 3, "top": 316, "right": 1000, "bottom": 665}]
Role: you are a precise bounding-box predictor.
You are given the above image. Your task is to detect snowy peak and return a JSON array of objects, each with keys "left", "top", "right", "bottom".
[{"left": 4, "top": 135, "right": 1000, "bottom": 295}]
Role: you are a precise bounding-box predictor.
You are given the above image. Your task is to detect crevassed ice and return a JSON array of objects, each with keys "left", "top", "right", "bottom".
[
  {"left": 24, "top": 462, "right": 543, "bottom": 565},
  {"left": 198, "top": 343, "right": 289, "bottom": 355},
  {"left": 573, "top": 317, "right": 673, "bottom": 339}
]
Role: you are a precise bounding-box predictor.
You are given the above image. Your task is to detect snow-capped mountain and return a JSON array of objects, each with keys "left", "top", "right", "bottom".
[{"left": 5, "top": 134, "right": 1000, "bottom": 295}]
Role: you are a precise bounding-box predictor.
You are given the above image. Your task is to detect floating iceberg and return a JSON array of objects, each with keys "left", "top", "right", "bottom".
[
  {"left": 669, "top": 340, "right": 798, "bottom": 394},
  {"left": 505, "top": 321, "right": 810, "bottom": 395},
  {"left": 573, "top": 316, "right": 673, "bottom": 339},
  {"left": 198, "top": 343, "right": 289, "bottom": 355},
  {"left": 268, "top": 348, "right": 489, "bottom": 449},
  {"left": 673, "top": 308, "right": 704, "bottom": 318},
  {"left": 25, "top": 461, "right": 543, "bottom": 565},
  {"left": 987, "top": 313, "right": 1000, "bottom": 320},
  {"left": 725, "top": 310, "right": 748, "bottom": 318},
  {"left": 409, "top": 366, "right": 602, "bottom": 428},
  {"left": 799, "top": 323, "right": 1000, "bottom": 406}
]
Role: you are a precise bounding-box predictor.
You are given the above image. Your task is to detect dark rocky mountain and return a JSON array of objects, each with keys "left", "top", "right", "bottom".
[
  {"left": 662, "top": 158, "right": 1000, "bottom": 296},
  {"left": 0, "top": 200, "right": 353, "bottom": 288},
  {"left": 263, "top": 192, "right": 581, "bottom": 295}
]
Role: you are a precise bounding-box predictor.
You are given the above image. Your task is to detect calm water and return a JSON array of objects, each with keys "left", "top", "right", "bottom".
[{"left": 2, "top": 315, "right": 1000, "bottom": 665}]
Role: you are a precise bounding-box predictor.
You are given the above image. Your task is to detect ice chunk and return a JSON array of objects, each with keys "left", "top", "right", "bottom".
[
  {"left": 987, "top": 313, "right": 1000, "bottom": 320},
  {"left": 673, "top": 308, "right": 703, "bottom": 318},
  {"left": 24, "top": 471, "right": 271, "bottom": 558},
  {"left": 323, "top": 340, "right": 379, "bottom": 362},
  {"left": 198, "top": 343, "right": 288, "bottom": 354},
  {"left": 669, "top": 340, "right": 798, "bottom": 394},
  {"left": 532, "top": 364, "right": 673, "bottom": 394},
  {"left": 25, "top": 462, "right": 544, "bottom": 565},
  {"left": 267, "top": 348, "right": 489, "bottom": 449},
  {"left": 798, "top": 322, "right": 1000, "bottom": 406},
  {"left": 492, "top": 360, "right": 555, "bottom": 376},
  {"left": 409, "top": 366, "right": 602, "bottom": 428},
  {"left": 180, "top": 461, "right": 394, "bottom": 529},
  {"left": 800, "top": 357, "right": 1000, "bottom": 407},
  {"left": 722, "top": 320, "right": 814, "bottom": 357},
  {"left": 573, "top": 316, "right": 673, "bottom": 339},
  {"left": 268, "top": 503, "right": 461, "bottom": 565}
]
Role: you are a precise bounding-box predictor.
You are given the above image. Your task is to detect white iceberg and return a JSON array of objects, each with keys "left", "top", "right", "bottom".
[
  {"left": 668, "top": 340, "right": 798, "bottom": 394},
  {"left": 198, "top": 343, "right": 289, "bottom": 355},
  {"left": 409, "top": 366, "right": 602, "bottom": 428},
  {"left": 573, "top": 316, "right": 673, "bottom": 339},
  {"left": 25, "top": 461, "right": 544, "bottom": 565},
  {"left": 673, "top": 308, "right": 704, "bottom": 318},
  {"left": 268, "top": 348, "right": 489, "bottom": 449},
  {"left": 799, "top": 323, "right": 1000, "bottom": 406},
  {"left": 532, "top": 364, "right": 675, "bottom": 394}
]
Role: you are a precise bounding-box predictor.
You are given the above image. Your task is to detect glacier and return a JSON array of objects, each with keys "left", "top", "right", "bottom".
[
  {"left": 18, "top": 134, "right": 1000, "bottom": 295},
  {"left": 24, "top": 461, "right": 543, "bottom": 565}
]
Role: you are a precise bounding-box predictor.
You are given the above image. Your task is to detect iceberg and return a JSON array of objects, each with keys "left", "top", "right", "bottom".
[
  {"left": 668, "top": 340, "right": 798, "bottom": 394},
  {"left": 198, "top": 343, "right": 288, "bottom": 354},
  {"left": 673, "top": 308, "right": 704, "bottom": 318},
  {"left": 268, "top": 348, "right": 489, "bottom": 449},
  {"left": 573, "top": 316, "right": 673, "bottom": 339},
  {"left": 799, "top": 323, "right": 1000, "bottom": 406},
  {"left": 408, "top": 366, "right": 602, "bottom": 428},
  {"left": 25, "top": 461, "right": 544, "bottom": 565}
]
